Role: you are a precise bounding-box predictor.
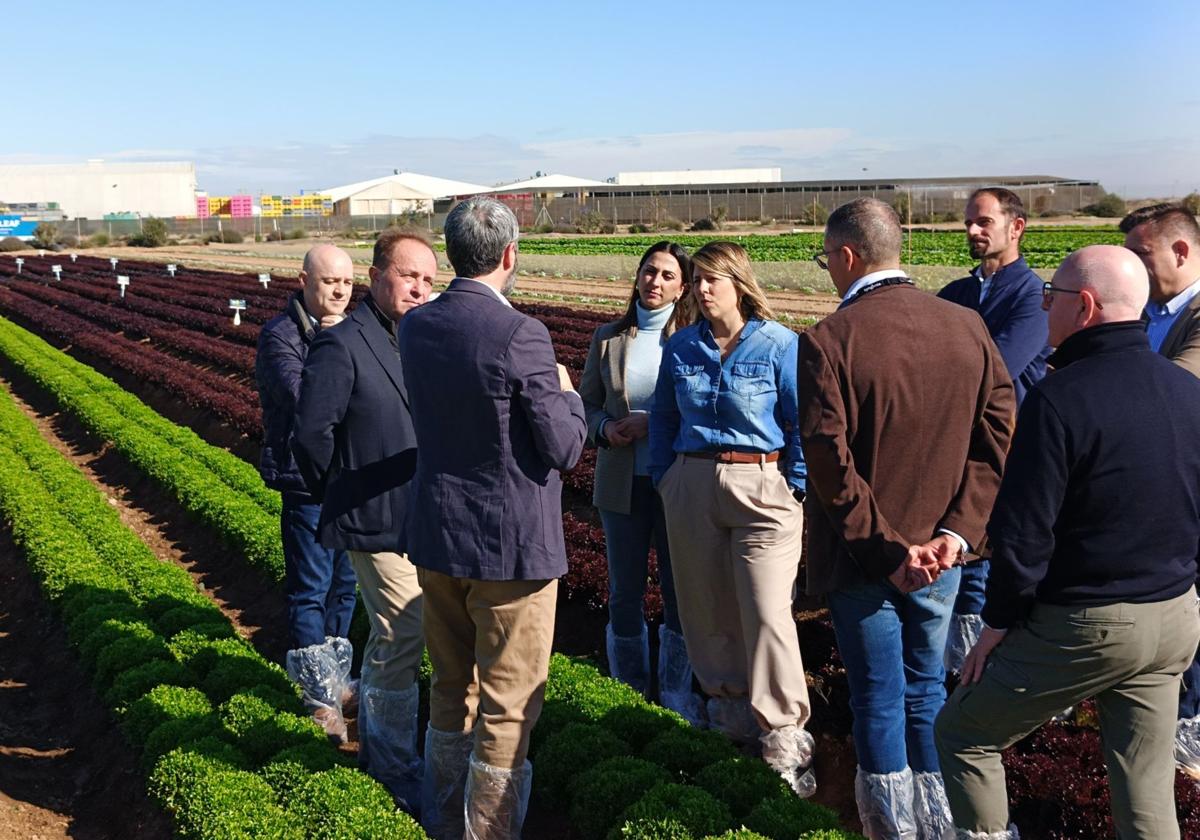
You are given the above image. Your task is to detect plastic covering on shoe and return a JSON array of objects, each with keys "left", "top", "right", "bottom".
[
  {"left": 464, "top": 755, "right": 532, "bottom": 840},
  {"left": 1176, "top": 714, "right": 1200, "bottom": 774},
  {"left": 421, "top": 727, "right": 474, "bottom": 840},
  {"left": 359, "top": 683, "right": 422, "bottom": 813},
  {"left": 944, "top": 613, "right": 985, "bottom": 676},
  {"left": 326, "top": 636, "right": 354, "bottom": 697},
  {"left": 706, "top": 696, "right": 761, "bottom": 745},
  {"left": 657, "top": 625, "right": 704, "bottom": 727},
  {"left": 760, "top": 724, "right": 817, "bottom": 798},
  {"left": 912, "top": 771, "right": 954, "bottom": 840},
  {"left": 341, "top": 678, "right": 361, "bottom": 718},
  {"left": 285, "top": 642, "right": 341, "bottom": 710},
  {"left": 954, "top": 828, "right": 1020, "bottom": 840},
  {"left": 606, "top": 623, "right": 650, "bottom": 695},
  {"left": 855, "top": 766, "right": 918, "bottom": 840}
]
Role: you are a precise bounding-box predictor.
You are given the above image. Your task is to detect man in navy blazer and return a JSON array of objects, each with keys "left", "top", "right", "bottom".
[
  {"left": 937, "top": 187, "right": 1051, "bottom": 674},
  {"left": 397, "top": 197, "right": 586, "bottom": 840},
  {"left": 292, "top": 228, "right": 437, "bottom": 811}
]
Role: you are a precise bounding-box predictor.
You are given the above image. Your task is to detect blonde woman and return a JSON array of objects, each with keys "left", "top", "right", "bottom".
[
  {"left": 649, "top": 241, "right": 814, "bottom": 796},
  {"left": 580, "top": 242, "right": 702, "bottom": 724}
]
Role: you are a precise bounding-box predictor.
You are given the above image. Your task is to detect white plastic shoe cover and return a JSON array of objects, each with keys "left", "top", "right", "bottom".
[
  {"left": 464, "top": 754, "right": 532, "bottom": 840},
  {"left": 855, "top": 766, "right": 918, "bottom": 840},
  {"left": 954, "top": 828, "right": 1020, "bottom": 839},
  {"left": 285, "top": 641, "right": 342, "bottom": 710},
  {"left": 944, "top": 613, "right": 984, "bottom": 676},
  {"left": 606, "top": 623, "right": 650, "bottom": 695},
  {"left": 421, "top": 727, "right": 474, "bottom": 840},
  {"left": 1177, "top": 714, "right": 1200, "bottom": 774},
  {"left": 657, "top": 625, "right": 704, "bottom": 727},
  {"left": 759, "top": 724, "right": 817, "bottom": 798},
  {"left": 359, "top": 683, "right": 422, "bottom": 812},
  {"left": 912, "top": 771, "right": 954, "bottom": 840},
  {"left": 706, "top": 696, "right": 761, "bottom": 745},
  {"left": 326, "top": 636, "right": 355, "bottom": 703}
]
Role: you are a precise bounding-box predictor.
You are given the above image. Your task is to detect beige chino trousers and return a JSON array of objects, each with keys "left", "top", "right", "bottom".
[
  {"left": 657, "top": 453, "right": 810, "bottom": 732},
  {"left": 418, "top": 569, "right": 558, "bottom": 769},
  {"left": 346, "top": 550, "right": 425, "bottom": 691}
]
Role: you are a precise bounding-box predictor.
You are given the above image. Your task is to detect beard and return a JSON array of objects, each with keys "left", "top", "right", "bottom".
[{"left": 501, "top": 263, "right": 518, "bottom": 297}]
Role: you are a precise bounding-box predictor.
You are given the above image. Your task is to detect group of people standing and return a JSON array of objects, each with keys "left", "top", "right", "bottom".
[{"left": 256, "top": 189, "right": 1200, "bottom": 840}]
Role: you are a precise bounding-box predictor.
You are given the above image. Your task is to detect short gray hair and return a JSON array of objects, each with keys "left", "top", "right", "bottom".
[
  {"left": 825, "top": 198, "right": 902, "bottom": 266},
  {"left": 444, "top": 197, "right": 519, "bottom": 279}
]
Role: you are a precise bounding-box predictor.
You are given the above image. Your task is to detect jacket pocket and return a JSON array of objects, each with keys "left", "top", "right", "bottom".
[{"left": 335, "top": 493, "right": 393, "bottom": 536}]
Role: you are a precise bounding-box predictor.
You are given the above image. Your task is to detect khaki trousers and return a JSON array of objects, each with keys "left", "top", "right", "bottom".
[
  {"left": 346, "top": 550, "right": 424, "bottom": 691},
  {"left": 935, "top": 588, "right": 1200, "bottom": 839},
  {"left": 657, "top": 453, "right": 810, "bottom": 731},
  {"left": 417, "top": 568, "right": 558, "bottom": 769}
]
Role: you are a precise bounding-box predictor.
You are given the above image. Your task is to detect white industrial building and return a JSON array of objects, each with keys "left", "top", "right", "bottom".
[
  {"left": 0, "top": 160, "right": 198, "bottom": 219},
  {"left": 615, "top": 168, "right": 782, "bottom": 186},
  {"left": 322, "top": 172, "right": 490, "bottom": 216},
  {"left": 482, "top": 173, "right": 608, "bottom": 193}
]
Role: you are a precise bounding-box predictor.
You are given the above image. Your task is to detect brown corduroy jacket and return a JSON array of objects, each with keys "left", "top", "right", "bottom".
[{"left": 798, "top": 283, "right": 1016, "bottom": 597}]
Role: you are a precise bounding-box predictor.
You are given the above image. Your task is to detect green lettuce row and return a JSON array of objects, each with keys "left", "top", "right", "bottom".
[
  {"left": 0, "top": 382, "right": 423, "bottom": 839},
  {"left": 0, "top": 313, "right": 279, "bottom": 515},
  {"left": 0, "top": 315, "right": 285, "bottom": 580}
]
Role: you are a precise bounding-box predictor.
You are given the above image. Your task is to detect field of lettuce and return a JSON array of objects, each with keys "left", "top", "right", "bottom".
[
  {"left": 512, "top": 227, "right": 1125, "bottom": 268},
  {"left": 0, "top": 253, "right": 1195, "bottom": 840}
]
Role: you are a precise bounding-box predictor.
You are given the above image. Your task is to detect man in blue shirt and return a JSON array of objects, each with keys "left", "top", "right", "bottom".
[
  {"left": 1121, "top": 203, "right": 1200, "bottom": 778},
  {"left": 937, "top": 188, "right": 1051, "bottom": 675}
]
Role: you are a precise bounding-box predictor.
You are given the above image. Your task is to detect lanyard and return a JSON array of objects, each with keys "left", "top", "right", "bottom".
[{"left": 844, "top": 276, "right": 914, "bottom": 306}]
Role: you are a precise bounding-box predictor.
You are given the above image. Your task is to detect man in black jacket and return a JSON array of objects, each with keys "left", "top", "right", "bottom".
[
  {"left": 293, "top": 228, "right": 436, "bottom": 811},
  {"left": 254, "top": 243, "right": 356, "bottom": 742},
  {"left": 935, "top": 245, "right": 1200, "bottom": 840}
]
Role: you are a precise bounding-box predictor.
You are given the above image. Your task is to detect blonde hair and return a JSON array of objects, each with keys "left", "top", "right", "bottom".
[{"left": 690, "top": 241, "right": 774, "bottom": 322}]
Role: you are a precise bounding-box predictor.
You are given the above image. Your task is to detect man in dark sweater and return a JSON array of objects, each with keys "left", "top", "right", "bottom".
[
  {"left": 254, "top": 244, "right": 357, "bottom": 742},
  {"left": 937, "top": 188, "right": 1051, "bottom": 674},
  {"left": 935, "top": 245, "right": 1200, "bottom": 840}
]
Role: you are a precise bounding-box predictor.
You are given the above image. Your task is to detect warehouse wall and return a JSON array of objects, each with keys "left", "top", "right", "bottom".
[{"left": 0, "top": 162, "right": 197, "bottom": 219}]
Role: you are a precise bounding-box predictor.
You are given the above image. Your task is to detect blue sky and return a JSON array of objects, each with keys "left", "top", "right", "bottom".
[{"left": 6, "top": 1, "right": 1198, "bottom": 197}]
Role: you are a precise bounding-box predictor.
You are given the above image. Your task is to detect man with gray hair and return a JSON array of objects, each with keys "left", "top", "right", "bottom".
[
  {"left": 800, "top": 198, "right": 1014, "bottom": 838},
  {"left": 936, "top": 245, "right": 1200, "bottom": 839},
  {"left": 397, "top": 196, "right": 586, "bottom": 840}
]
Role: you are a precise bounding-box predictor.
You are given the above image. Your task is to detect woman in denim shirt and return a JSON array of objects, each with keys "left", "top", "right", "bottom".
[
  {"left": 650, "top": 241, "right": 815, "bottom": 797},
  {"left": 579, "top": 241, "right": 702, "bottom": 724}
]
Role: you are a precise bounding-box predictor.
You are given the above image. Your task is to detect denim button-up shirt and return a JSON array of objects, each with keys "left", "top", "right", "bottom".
[{"left": 649, "top": 318, "right": 806, "bottom": 492}]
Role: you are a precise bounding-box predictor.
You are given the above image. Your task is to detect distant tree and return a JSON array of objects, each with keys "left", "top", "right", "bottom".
[
  {"left": 711, "top": 205, "right": 729, "bottom": 227},
  {"left": 1182, "top": 192, "right": 1200, "bottom": 216},
  {"left": 891, "top": 192, "right": 912, "bottom": 222},
  {"left": 128, "top": 217, "right": 170, "bottom": 247},
  {"left": 799, "top": 202, "right": 829, "bottom": 226},
  {"left": 32, "top": 222, "right": 58, "bottom": 248},
  {"left": 1081, "top": 192, "right": 1126, "bottom": 218}
]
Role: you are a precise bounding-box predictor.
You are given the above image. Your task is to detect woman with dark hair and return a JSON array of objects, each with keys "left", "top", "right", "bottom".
[
  {"left": 579, "top": 241, "right": 702, "bottom": 724},
  {"left": 649, "top": 241, "right": 814, "bottom": 797}
]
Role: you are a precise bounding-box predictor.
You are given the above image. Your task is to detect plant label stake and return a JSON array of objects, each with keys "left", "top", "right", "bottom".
[
  {"left": 14, "top": 258, "right": 23, "bottom": 274},
  {"left": 117, "top": 275, "right": 130, "bottom": 298},
  {"left": 38, "top": 250, "right": 45, "bottom": 258},
  {"left": 258, "top": 273, "right": 270, "bottom": 289},
  {"left": 229, "top": 299, "right": 247, "bottom": 326},
  {"left": 110, "top": 257, "right": 119, "bottom": 271},
  {"left": 70, "top": 253, "right": 77, "bottom": 262},
  {"left": 167, "top": 264, "right": 177, "bottom": 277},
  {"left": 52, "top": 265, "right": 62, "bottom": 281}
]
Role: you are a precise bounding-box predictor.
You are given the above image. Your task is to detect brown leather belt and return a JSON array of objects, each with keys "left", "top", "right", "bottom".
[{"left": 684, "top": 450, "right": 781, "bottom": 464}]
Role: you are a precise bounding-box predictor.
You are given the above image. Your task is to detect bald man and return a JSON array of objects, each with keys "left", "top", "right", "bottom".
[
  {"left": 255, "top": 243, "right": 357, "bottom": 742},
  {"left": 935, "top": 245, "right": 1200, "bottom": 839}
]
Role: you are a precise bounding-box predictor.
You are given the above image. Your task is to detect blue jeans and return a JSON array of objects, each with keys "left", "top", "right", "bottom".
[
  {"left": 281, "top": 494, "right": 357, "bottom": 650},
  {"left": 598, "top": 475, "right": 682, "bottom": 636},
  {"left": 828, "top": 566, "right": 961, "bottom": 774},
  {"left": 953, "top": 558, "right": 988, "bottom": 614},
  {"left": 1182, "top": 652, "right": 1200, "bottom": 719}
]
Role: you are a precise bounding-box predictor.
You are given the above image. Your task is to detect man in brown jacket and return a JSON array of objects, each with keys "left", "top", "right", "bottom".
[{"left": 799, "top": 198, "right": 1014, "bottom": 839}]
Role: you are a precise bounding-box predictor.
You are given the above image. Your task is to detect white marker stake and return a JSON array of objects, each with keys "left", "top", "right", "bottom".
[
  {"left": 52, "top": 265, "right": 62, "bottom": 281},
  {"left": 167, "top": 264, "right": 177, "bottom": 277},
  {"left": 110, "top": 257, "right": 119, "bottom": 271},
  {"left": 229, "top": 298, "right": 247, "bottom": 326},
  {"left": 258, "top": 273, "right": 270, "bottom": 289},
  {"left": 38, "top": 250, "right": 45, "bottom": 258},
  {"left": 70, "top": 253, "right": 77, "bottom": 262},
  {"left": 117, "top": 275, "right": 130, "bottom": 298},
  {"left": 15, "top": 258, "right": 24, "bottom": 274}
]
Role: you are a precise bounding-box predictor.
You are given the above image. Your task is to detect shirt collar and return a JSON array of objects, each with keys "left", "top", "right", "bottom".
[
  {"left": 458, "top": 277, "right": 513, "bottom": 307},
  {"left": 1148, "top": 276, "right": 1200, "bottom": 317},
  {"left": 698, "top": 317, "right": 764, "bottom": 343},
  {"left": 842, "top": 269, "right": 909, "bottom": 303}
]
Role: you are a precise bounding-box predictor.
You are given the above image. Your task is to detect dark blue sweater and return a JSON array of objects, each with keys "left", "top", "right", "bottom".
[
  {"left": 982, "top": 322, "right": 1200, "bottom": 629},
  {"left": 938, "top": 257, "right": 1050, "bottom": 405}
]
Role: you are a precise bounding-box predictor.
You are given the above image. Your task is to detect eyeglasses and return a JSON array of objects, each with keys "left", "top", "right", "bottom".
[
  {"left": 813, "top": 248, "right": 837, "bottom": 271},
  {"left": 1042, "top": 282, "right": 1103, "bottom": 309}
]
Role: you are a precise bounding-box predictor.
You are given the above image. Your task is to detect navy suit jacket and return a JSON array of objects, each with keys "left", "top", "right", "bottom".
[
  {"left": 396, "top": 278, "right": 587, "bottom": 581},
  {"left": 937, "top": 256, "right": 1050, "bottom": 404},
  {"left": 292, "top": 296, "right": 417, "bottom": 553}
]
